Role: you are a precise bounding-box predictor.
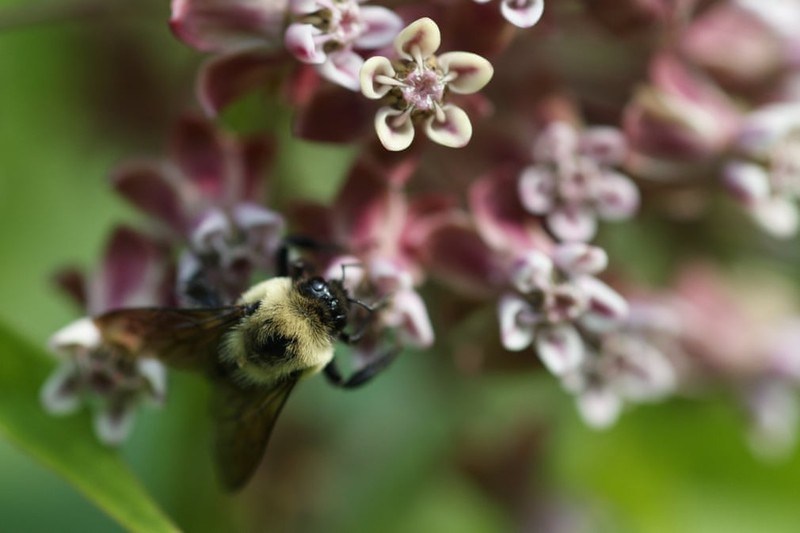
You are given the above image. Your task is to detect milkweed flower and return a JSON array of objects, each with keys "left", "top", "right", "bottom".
[
  {"left": 290, "top": 148, "right": 439, "bottom": 360},
  {"left": 284, "top": 0, "right": 403, "bottom": 90},
  {"left": 724, "top": 102, "right": 800, "bottom": 238},
  {"left": 499, "top": 243, "right": 628, "bottom": 376},
  {"left": 472, "top": 0, "right": 545, "bottom": 28},
  {"left": 562, "top": 307, "right": 678, "bottom": 429},
  {"left": 41, "top": 227, "right": 170, "bottom": 445},
  {"left": 111, "top": 116, "right": 284, "bottom": 305},
  {"left": 518, "top": 121, "right": 640, "bottom": 242},
  {"left": 360, "top": 17, "right": 494, "bottom": 151}
]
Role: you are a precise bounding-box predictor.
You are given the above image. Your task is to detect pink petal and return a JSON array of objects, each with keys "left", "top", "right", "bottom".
[
  {"left": 722, "top": 161, "right": 771, "bottom": 206},
  {"left": 623, "top": 54, "right": 740, "bottom": 159},
  {"left": 375, "top": 107, "right": 415, "bottom": 151},
  {"left": 437, "top": 52, "right": 494, "bottom": 95},
  {"left": 316, "top": 49, "right": 363, "bottom": 91},
  {"left": 394, "top": 17, "right": 440, "bottom": 62},
  {"left": 53, "top": 267, "right": 88, "bottom": 310},
  {"left": 536, "top": 324, "right": 585, "bottom": 375},
  {"left": 575, "top": 276, "right": 628, "bottom": 332},
  {"left": 424, "top": 105, "right": 473, "bottom": 148},
  {"left": 547, "top": 206, "right": 598, "bottom": 242},
  {"left": 518, "top": 166, "right": 556, "bottom": 215},
  {"left": 239, "top": 135, "right": 277, "bottom": 203},
  {"left": 419, "top": 215, "right": 505, "bottom": 298},
  {"left": 360, "top": 56, "right": 397, "bottom": 99},
  {"left": 170, "top": 0, "right": 287, "bottom": 53},
  {"left": 197, "top": 48, "right": 288, "bottom": 117},
  {"left": 579, "top": 126, "right": 628, "bottom": 166},
  {"left": 498, "top": 294, "right": 535, "bottom": 351},
  {"left": 334, "top": 157, "right": 395, "bottom": 252},
  {"left": 284, "top": 22, "right": 327, "bottom": 64},
  {"left": 469, "top": 169, "right": 554, "bottom": 252},
  {"left": 355, "top": 6, "right": 404, "bottom": 50},
  {"left": 552, "top": 243, "right": 608, "bottom": 276},
  {"left": 171, "top": 116, "right": 227, "bottom": 201},
  {"left": 500, "top": 0, "right": 544, "bottom": 28},
  {"left": 594, "top": 171, "right": 640, "bottom": 220},
  {"left": 293, "top": 84, "right": 371, "bottom": 143},
  {"left": 95, "top": 227, "right": 165, "bottom": 312},
  {"left": 111, "top": 161, "right": 186, "bottom": 232}
]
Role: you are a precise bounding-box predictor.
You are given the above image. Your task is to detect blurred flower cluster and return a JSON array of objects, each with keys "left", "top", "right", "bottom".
[{"left": 43, "top": 0, "right": 800, "bottom": 459}]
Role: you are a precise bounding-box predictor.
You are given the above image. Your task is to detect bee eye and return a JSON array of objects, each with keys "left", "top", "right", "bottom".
[{"left": 310, "top": 278, "right": 326, "bottom": 293}]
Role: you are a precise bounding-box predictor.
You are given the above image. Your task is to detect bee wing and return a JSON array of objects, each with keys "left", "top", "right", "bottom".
[
  {"left": 94, "top": 307, "right": 247, "bottom": 372},
  {"left": 213, "top": 375, "right": 300, "bottom": 491}
]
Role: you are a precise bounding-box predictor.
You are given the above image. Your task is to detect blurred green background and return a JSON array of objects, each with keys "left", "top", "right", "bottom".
[{"left": 2, "top": 1, "right": 800, "bottom": 532}]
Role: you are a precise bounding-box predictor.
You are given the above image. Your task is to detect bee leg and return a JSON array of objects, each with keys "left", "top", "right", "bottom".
[{"left": 323, "top": 348, "right": 400, "bottom": 389}]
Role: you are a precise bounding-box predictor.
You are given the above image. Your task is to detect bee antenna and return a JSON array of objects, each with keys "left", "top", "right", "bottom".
[
  {"left": 347, "top": 298, "right": 375, "bottom": 313},
  {"left": 347, "top": 296, "right": 390, "bottom": 314}
]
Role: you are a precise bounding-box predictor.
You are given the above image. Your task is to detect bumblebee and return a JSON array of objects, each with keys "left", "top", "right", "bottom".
[{"left": 94, "top": 253, "right": 396, "bottom": 491}]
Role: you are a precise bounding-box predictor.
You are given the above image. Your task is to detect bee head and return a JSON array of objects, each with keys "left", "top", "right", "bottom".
[{"left": 297, "top": 276, "right": 350, "bottom": 334}]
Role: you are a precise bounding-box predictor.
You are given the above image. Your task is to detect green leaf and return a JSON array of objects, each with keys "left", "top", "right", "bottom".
[{"left": 0, "top": 321, "right": 179, "bottom": 533}]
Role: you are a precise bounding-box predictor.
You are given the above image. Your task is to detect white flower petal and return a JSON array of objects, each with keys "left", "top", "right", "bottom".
[
  {"left": 385, "top": 289, "right": 435, "bottom": 348},
  {"left": 594, "top": 171, "right": 640, "bottom": 220},
  {"left": 375, "top": 107, "right": 415, "bottom": 151},
  {"left": 437, "top": 52, "right": 494, "bottom": 95},
  {"left": 360, "top": 56, "right": 397, "bottom": 99},
  {"left": 317, "top": 49, "right": 364, "bottom": 91},
  {"left": 138, "top": 359, "right": 168, "bottom": 405},
  {"left": 394, "top": 17, "right": 440, "bottom": 61},
  {"left": 284, "top": 22, "right": 327, "bottom": 64},
  {"left": 552, "top": 243, "right": 608, "bottom": 276},
  {"left": 518, "top": 166, "right": 556, "bottom": 215},
  {"left": 723, "top": 161, "right": 771, "bottom": 206},
  {"left": 579, "top": 126, "right": 628, "bottom": 166},
  {"left": 40, "top": 362, "right": 82, "bottom": 415},
  {"left": 576, "top": 386, "right": 623, "bottom": 429},
  {"left": 355, "top": 6, "right": 404, "bottom": 49},
  {"left": 536, "top": 324, "right": 585, "bottom": 375},
  {"left": 534, "top": 121, "right": 578, "bottom": 163},
  {"left": 751, "top": 196, "right": 800, "bottom": 238},
  {"left": 49, "top": 317, "right": 102, "bottom": 356},
  {"left": 498, "top": 294, "right": 536, "bottom": 351},
  {"left": 424, "top": 105, "right": 473, "bottom": 148},
  {"left": 575, "top": 276, "right": 628, "bottom": 332},
  {"left": 736, "top": 102, "right": 800, "bottom": 156},
  {"left": 510, "top": 249, "right": 553, "bottom": 294},
  {"left": 746, "top": 380, "right": 798, "bottom": 460},
  {"left": 94, "top": 404, "right": 136, "bottom": 446},
  {"left": 547, "top": 206, "right": 598, "bottom": 242},
  {"left": 500, "top": 0, "right": 545, "bottom": 28}
]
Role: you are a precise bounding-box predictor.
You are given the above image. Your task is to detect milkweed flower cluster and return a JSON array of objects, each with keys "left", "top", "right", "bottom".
[
  {"left": 39, "top": 0, "right": 800, "bottom": 460},
  {"left": 42, "top": 228, "right": 170, "bottom": 444}
]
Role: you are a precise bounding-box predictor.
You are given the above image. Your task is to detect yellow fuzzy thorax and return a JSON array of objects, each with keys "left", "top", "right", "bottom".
[{"left": 219, "top": 277, "right": 335, "bottom": 386}]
